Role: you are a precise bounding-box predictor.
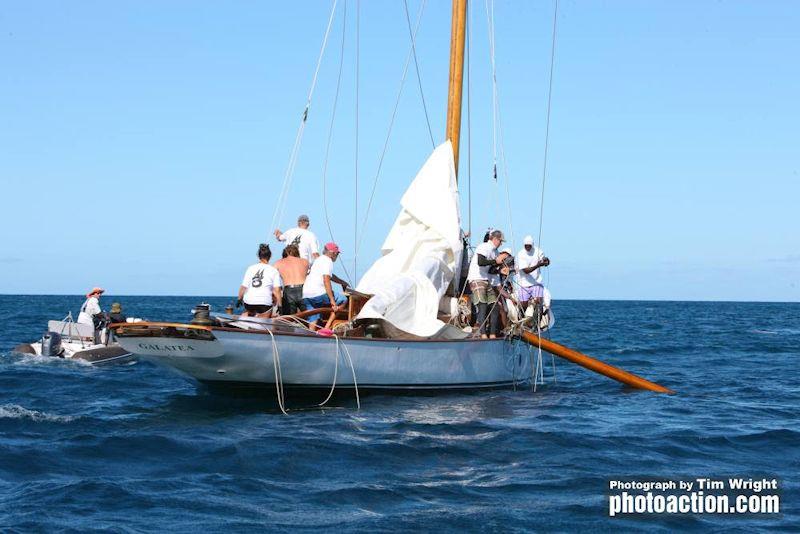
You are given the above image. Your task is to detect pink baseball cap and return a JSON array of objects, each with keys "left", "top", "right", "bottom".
[{"left": 324, "top": 242, "right": 341, "bottom": 253}]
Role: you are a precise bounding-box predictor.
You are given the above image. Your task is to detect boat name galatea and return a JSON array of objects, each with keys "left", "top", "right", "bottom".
[{"left": 137, "top": 343, "right": 195, "bottom": 352}]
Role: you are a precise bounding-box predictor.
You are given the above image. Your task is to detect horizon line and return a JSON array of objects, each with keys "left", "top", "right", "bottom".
[{"left": 3, "top": 293, "right": 799, "bottom": 304}]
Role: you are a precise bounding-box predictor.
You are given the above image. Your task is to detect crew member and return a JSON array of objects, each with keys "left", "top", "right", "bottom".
[
  {"left": 238, "top": 244, "right": 283, "bottom": 317},
  {"left": 467, "top": 230, "right": 509, "bottom": 338},
  {"left": 302, "top": 242, "right": 349, "bottom": 329},
  {"left": 78, "top": 287, "right": 104, "bottom": 326},
  {"left": 515, "top": 235, "right": 550, "bottom": 311},
  {"left": 274, "top": 244, "right": 309, "bottom": 315},
  {"left": 274, "top": 214, "right": 320, "bottom": 264},
  {"left": 493, "top": 247, "right": 515, "bottom": 329}
]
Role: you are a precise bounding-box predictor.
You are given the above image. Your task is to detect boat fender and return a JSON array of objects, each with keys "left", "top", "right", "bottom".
[
  {"left": 317, "top": 328, "right": 334, "bottom": 337},
  {"left": 41, "top": 331, "right": 64, "bottom": 357}
]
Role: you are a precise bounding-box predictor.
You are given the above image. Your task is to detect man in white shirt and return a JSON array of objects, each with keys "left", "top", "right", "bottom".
[
  {"left": 467, "top": 229, "right": 510, "bottom": 338},
  {"left": 302, "top": 242, "right": 349, "bottom": 329},
  {"left": 274, "top": 214, "right": 320, "bottom": 264},
  {"left": 78, "top": 287, "right": 104, "bottom": 325},
  {"left": 238, "top": 244, "right": 283, "bottom": 317},
  {"left": 515, "top": 235, "right": 550, "bottom": 311}
]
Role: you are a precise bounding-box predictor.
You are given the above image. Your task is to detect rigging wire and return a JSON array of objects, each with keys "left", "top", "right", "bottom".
[
  {"left": 485, "top": 0, "right": 516, "bottom": 250},
  {"left": 270, "top": 0, "right": 340, "bottom": 234},
  {"left": 466, "top": 0, "right": 473, "bottom": 242},
  {"left": 321, "top": 0, "right": 353, "bottom": 283},
  {"left": 537, "top": 0, "right": 559, "bottom": 250},
  {"left": 355, "top": 0, "right": 428, "bottom": 261},
  {"left": 402, "top": 0, "right": 435, "bottom": 148},
  {"left": 354, "top": 0, "right": 360, "bottom": 281}
]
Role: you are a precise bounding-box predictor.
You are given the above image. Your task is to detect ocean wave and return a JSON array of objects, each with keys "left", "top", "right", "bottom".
[
  {"left": 0, "top": 404, "right": 76, "bottom": 423},
  {"left": 1, "top": 351, "right": 93, "bottom": 368}
]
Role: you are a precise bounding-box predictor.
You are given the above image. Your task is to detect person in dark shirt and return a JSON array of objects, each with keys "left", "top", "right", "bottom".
[{"left": 108, "top": 302, "right": 127, "bottom": 324}]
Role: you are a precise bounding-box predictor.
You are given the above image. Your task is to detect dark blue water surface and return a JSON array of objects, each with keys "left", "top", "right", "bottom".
[{"left": 0, "top": 295, "right": 797, "bottom": 531}]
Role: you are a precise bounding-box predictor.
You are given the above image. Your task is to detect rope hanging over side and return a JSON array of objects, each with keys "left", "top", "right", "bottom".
[
  {"left": 270, "top": 0, "right": 340, "bottom": 234},
  {"left": 318, "top": 334, "right": 360, "bottom": 410},
  {"left": 266, "top": 329, "right": 289, "bottom": 415}
]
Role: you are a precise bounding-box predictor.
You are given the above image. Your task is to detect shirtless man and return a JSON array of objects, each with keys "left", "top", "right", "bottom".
[{"left": 274, "top": 244, "right": 309, "bottom": 315}]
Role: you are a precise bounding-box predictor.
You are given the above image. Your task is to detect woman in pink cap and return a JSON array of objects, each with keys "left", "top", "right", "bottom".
[{"left": 78, "top": 287, "right": 104, "bottom": 325}]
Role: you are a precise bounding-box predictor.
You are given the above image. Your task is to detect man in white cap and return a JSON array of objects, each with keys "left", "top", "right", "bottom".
[
  {"left": 78, "top": 287, "right": 104, "bottom": 325},
  {"left": 515, "top": 235, "right": 550, "bottom": 311},
  {"left": 274, "top": 214, "right": 320, "bottom": 264}
]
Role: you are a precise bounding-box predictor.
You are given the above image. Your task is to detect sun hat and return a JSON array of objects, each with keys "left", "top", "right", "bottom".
[
  {"left": 86, "top": 287, "right": 105, "bottom": 298},
  {"left": 110, "top": 302, "right": 122, "bottom": 313}
]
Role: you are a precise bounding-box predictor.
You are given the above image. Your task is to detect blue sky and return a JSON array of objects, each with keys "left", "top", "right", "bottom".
[{"left": 1, "top": 1, "right": 797, "bottom": 301}]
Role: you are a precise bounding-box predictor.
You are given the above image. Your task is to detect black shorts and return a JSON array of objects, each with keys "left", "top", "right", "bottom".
[
  {"left": 282, "top": 285, "right": 304, "bottom": 315},
  {"left": 244, "top": 303, "right": 271, "bottom": 314}
]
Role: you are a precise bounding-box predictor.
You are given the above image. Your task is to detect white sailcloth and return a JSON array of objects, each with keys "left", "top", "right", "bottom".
[{"left": 356, "top": 141, "right": 463, "bottom": 337}]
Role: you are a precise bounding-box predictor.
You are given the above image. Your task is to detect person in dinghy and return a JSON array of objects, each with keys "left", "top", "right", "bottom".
[
  {"left": 237, "top": 244, "right": 283, "bottom": 318},
  {"left": 77, "top": 287, "right": 104, "bottom": 326}
]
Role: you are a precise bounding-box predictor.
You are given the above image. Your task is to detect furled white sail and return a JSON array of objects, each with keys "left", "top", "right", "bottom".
[{"left": 356, "top": 141, "right": 463, "bottom": 337}]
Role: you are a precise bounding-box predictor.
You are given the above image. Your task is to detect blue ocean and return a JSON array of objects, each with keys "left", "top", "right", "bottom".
[{"left": 0, "top": 295, "right": 797, "bottom": 531}]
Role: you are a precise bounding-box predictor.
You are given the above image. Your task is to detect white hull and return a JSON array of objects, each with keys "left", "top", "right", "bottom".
[{"left": 117, "top": 326, "right": 533, "bottom": 391}]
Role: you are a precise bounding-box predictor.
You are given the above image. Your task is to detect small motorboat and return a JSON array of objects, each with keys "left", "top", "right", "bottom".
[{"left": 13, "top": 314, "right": 134, "bottom": 365}]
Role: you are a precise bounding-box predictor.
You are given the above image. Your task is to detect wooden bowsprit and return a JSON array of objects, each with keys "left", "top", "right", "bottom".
[{"left": 520, "top": 331, "right": 675, "bottom": 394}]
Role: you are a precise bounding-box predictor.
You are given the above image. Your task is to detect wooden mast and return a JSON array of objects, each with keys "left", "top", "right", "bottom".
[{"left": 446, "top": 0, "right": 468, "bottom": 180}]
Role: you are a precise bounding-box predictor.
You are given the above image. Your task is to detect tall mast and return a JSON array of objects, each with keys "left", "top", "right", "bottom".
[{"left": 445, "top": 0, "right": 468, "bottom": 180}]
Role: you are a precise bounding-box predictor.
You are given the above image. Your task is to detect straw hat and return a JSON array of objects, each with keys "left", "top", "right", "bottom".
[
  {"left": 110, "top": 302, "right": 122, "bottom": 314},
  {"left": 86, "top": 287, "right": 105, "bottom": 298}
]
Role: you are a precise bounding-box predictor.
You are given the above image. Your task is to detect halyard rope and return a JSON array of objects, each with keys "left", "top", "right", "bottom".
[
  {"left": 537, "top": 0, "right": 559, "bottom": 251},
  {"left": 270, "top": 0, "right": 340, "bottom": 234},
  {"left": 356, "top": 0, "right": 427, "bottom": 263},
  {"left": 321, "top": 0, "right": 353, "bottom": 284}
]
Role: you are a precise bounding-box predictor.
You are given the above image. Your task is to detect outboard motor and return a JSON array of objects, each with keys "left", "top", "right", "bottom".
[{"left": 41, "top": 331, "right": 64, "bottom": 357}]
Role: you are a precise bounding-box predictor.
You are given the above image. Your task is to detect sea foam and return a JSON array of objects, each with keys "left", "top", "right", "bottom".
[{"left": 0, "top": 404, "right": 75, "bottom": 423}]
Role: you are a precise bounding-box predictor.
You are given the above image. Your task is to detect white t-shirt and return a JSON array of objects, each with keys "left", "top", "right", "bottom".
[
  {"left": 77, "top": 296, "right": 101, "bottom": 325},
  {"left": 302, "top": 254, "right": 334, "bottom": 299},
  {"left": 279, "top": 227, "right": 319, "bottom": 264},
  {"left": 516, "top": 246, "right": 545, "bottom": 287},
  {"left": 241, "top": 263, "right": 283, "bottom": 305},
  {"left": 467, "top": 241, "right": 498, "bottom": 282}
]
